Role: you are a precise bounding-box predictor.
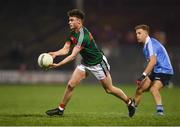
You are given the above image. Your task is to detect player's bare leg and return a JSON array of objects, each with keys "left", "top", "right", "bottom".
[
  {"left": 150, "top": 80, "right": 164, "bottom": 115},
  {"left": 61, "top": 68, "right": 87, "bottom": 106},
  {"left": 100, "top": 72, "right": 135, "bottom": 117},
  {"left": 46, "top": 67, "right": 87, "bottom": 116},
  {"left": 134, "top": 77, "right": 152, "bottom": 106},
  {"left": 100, "top": 72, "right": 128, "bottom": 102}
]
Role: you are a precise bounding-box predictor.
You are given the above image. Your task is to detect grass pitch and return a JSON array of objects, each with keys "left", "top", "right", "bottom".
[{"left": 0, "top": 83, "right": 179, "bottom": 126}]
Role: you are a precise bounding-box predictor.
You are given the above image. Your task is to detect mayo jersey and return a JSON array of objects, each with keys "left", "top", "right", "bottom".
[{"left": 66, "top": 27, "right": 103, "bottom": 66}]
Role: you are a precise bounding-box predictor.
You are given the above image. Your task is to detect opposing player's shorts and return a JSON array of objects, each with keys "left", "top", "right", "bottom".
[
  {"left": 77, "top": 55, "right": 110, "bottom": 80},
  {"left": 148, "top": 72, "right": 173, "bottom": 86}
]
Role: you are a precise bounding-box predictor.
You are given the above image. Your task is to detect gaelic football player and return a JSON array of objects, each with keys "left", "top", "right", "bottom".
[
  {"left": 45, "top": 9, "right": 135, "bottom": 117},
  {"left": 134, "top": 24, "right": 174, "bottom": 115}
]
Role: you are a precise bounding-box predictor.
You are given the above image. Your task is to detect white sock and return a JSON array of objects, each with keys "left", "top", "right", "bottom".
[{"left": 58, "top": 106, "right": 64, "bottom": 111}]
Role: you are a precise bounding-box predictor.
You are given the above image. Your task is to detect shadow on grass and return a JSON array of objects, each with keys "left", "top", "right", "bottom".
[
  {"left": 0, "top": 114, "right": 46, "bottom": 118},
  {"left": 0, "top": 112, "right": 129, "bottom": 119}
]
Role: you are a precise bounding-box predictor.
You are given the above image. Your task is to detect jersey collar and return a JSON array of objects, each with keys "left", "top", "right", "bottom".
[
  {"left": 144, "top": 36, "right": 150, "bottom": 48},
  {"left": 145, "top": 36, "right": 150, "bottom": 45}
]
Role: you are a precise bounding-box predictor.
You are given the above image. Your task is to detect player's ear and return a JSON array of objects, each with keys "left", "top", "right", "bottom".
[
  {"left": 144, "top": 30, "right": 149, "bottom": 35},
  {"left": 77, "top": 18, "right": 82, "bottom": 24}
]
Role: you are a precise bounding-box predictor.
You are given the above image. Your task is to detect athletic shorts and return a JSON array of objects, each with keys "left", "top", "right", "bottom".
[
  {"left": 148, "top": 72, "right": 173, "bottom": 86},
  {"left": 77, "top": 55, "right": 110, "bottom": 80}
]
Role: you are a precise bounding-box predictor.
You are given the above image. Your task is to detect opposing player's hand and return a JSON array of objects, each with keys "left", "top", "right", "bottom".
[
  {"left": 135, "top": 74, "right": 146, "bottom": 87},
  {"left": 49, "top": 63, "right": 59, "bottom": 68},
  {"left": 48, "top": 52, "right": 57, "bottom": 59}
]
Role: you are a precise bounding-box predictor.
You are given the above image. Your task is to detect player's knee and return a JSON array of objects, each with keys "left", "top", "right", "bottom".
[
  {"left": 104, "top": 87, "right": 113, "bottom": 94},
  {"left": 150, "top": 87, "right": 158, "bottom": 94},
  {"left": 67, "top": 81, "right": 77, "bottom": 90},
  {"left": 67, "top": 84, "right": 75, "bottom": 91}
]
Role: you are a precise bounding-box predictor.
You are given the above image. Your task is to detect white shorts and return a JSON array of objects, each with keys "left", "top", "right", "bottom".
[{"left": 77, "top": 56, "right": 110, "bottom": 80}]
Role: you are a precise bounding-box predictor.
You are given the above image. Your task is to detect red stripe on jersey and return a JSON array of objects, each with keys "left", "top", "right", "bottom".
[
  {"left": 89, "top": 32, "right": 94, "bottom": 41},
  {"left": 70, "top": 36, "right": 78, "bottom": 44}
]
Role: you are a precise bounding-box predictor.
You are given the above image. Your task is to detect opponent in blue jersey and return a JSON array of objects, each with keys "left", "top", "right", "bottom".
[{"left": 134, "top": 24, "right": 173, "bottom": 116}]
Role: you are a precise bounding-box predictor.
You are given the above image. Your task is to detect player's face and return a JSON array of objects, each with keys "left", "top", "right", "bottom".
[
  {"left": 135, "top": 29, "right": 148, "bottom": 43},
  {"left": 68, "top": 16, "right": 81, "bottom": 30}
]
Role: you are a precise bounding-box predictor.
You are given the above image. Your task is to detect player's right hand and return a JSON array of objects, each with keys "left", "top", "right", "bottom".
[
  {"left": 135, "top": 74, "right": 146, "bottom": 87},
  {"left": 49, "top": 63, "right": 59, "bottom": 68}
]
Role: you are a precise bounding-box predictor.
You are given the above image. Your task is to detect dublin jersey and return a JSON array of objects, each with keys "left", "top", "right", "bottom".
[
  {"left": 66, "top": 27, "right": 103, "bottom": 66},
  {"left": 143, "top": 37, "right": 174, "bottom": 75}
]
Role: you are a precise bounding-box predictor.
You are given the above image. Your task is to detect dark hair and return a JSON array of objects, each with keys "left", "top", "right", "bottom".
[
  {"left": 134, "top": 24, "right": 150, "bottom": 34},
  {"left": 67, "top": 9, "right": 85, "bottom": 20}
]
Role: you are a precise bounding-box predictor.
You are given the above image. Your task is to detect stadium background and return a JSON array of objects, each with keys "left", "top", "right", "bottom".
[
  {"left": 0, "top": 0, "right": 180, "bottom": 126},
  {"left": 0, "top": 0, "right": 179, "bottom": 85}
]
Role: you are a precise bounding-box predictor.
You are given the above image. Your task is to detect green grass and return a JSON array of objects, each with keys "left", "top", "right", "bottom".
[{"left": 0, "top": 83, "right": 180, "bottom": 126}]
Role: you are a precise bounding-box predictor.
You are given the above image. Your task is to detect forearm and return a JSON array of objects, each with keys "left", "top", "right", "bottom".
[
  {"left": 57, "top": 55, "right": 76, "bottom": 67},
  {"left": 143, "top": 61, "right": 155, "bottom": 75},
  {"left": 50, "top": 46, "right": 80, "bottom": 68},
  {"left": 51, "top": 42, "right": 70, "bottom": 57},
  {"left": 143, "top": 55, "right": 156, "bottom": 75},
  {"left": 54, "top": 49, "right": 68, "bottom": 56},
  {"left": 136, "top": 64, "right": 153, "bottom": 87},
  {"left": 136, "top": 56, "right": 156, "bottom": 86}
]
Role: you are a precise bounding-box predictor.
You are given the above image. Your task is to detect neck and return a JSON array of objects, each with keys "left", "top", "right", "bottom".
[{"left": 75, "top": 25, "right": 83, "bottom": 33}]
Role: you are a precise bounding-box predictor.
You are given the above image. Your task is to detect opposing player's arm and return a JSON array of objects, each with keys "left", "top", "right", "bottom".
[
  {"left": 49, "top": 42, "right": 71, "bottom": 58},
  {"left": 144, "top": 55, "right": 157, "bottom": 75},
  {"left": 50, "top": 46, "right": 81, "bottom": 68},
  {"left": 136, "top": 55, "right": 156, "bottom": 86}
]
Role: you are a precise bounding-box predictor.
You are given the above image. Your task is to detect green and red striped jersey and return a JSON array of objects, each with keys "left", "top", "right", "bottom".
[{"left": 66, "top": 27, "right": 103, "bottom": 66}]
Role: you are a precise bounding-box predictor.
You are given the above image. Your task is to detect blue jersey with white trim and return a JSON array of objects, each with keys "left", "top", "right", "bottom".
[{"left": 143, "top": 37, "right": 174, "bottom": 74}]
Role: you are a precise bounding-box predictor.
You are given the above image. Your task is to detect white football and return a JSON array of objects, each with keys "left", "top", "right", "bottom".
[{"left": 38, "top": 53, "right": 53, "bottom": 68}]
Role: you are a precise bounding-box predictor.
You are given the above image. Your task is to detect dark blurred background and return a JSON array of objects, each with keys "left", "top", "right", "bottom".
[{"left": 0, "top": 0, "right": 179, "bottom": 84}]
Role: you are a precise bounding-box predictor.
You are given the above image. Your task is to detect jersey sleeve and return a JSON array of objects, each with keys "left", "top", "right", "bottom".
[
  {"left": 65, "top": 34, "right": 72, "bottom": 44},
  {"left": 76, "top": 28, "right": 85, "bottom": 48},
  {"left": 147, "top": 40, "right": 157, "bottom": 57}
]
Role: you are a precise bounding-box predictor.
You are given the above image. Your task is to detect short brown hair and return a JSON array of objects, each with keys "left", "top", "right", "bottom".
[
  {"left": 67, "top": 9, "right": 85, "bottom": 20},
  {"left": 134, "top": 24, "right": 150, "bottom": 34}
]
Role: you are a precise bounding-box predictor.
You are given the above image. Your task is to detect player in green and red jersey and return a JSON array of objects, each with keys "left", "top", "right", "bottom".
[{"left": 45, "top": 9, "right": 135, "bottom": 117}]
